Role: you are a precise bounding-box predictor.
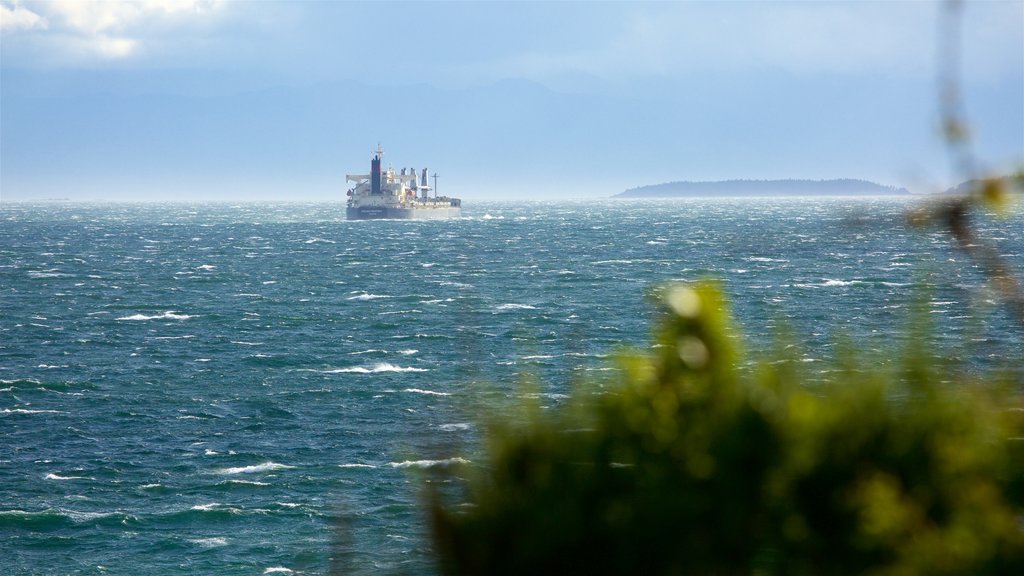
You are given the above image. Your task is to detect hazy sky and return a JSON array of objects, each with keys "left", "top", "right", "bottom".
[{"left": 1, "top": 0, "right": 1022, "bottom": 201}]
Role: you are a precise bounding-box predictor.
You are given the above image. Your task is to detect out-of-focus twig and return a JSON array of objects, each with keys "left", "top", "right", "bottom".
[{"left": 911, "top": 0, "right": 1024, "bottom": 326}]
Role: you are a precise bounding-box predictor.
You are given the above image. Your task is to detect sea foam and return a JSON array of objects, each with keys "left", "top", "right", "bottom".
[
  {"left": 319, "top": 363, "right": 428, "bottom": 374},
  {"left": 116, "top": 311, "right": 192, "bottom": 321},
  {"left": 389, "top": 457, "right": 470, "bottom": 469},
  {"left": 216, "top": 462, "right": 295, "bottom": 475}
]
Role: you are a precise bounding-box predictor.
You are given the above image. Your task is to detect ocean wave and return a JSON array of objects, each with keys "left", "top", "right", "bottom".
[
  {"left": 0, "top": 508, "right": 133, "bottom": 529},
  {"left": 44, "top": 472, "right": 90, "bottom": 481},
  {"left": 421, "top": 298, "right": 455, "bottom": 304},
  {"left": 116, "top": 311, "right": 192, "bottom": 321},
  {"left": 0, "top": 378, "right": 43, "bottom": 386},
  {"left": 402, "top": 388, "right": 450, "bottom": 396},
  {"left": 495, "top": 303, "right": 537, "bottom": 311},
  {"left": 263, "top": 568, "right": 295, "bottom": 575},
  {"left": 216, "top": 462, "right": 295, "bottom": 475},
  {"left": 522, "top": 392, "right": 570, "bottom": 401},
  {"left": 190, "top": 503, "right": 236, "bottom": 512},
  {"left": 318, "top": 363, "right": 428, "bottom": 374},
  {"left": 438, "top": 423, "right": 472, "bottom": 432},
  {"left": 338, "top": 463, "right": 378, "bottom": 469},
  {"left": 745, "top": 257, "right": 789, "bottom": 263},
  {"left": 28, "top": 270, "right": 72, "bottom": 278},
  {"left": 389, "top": 458, "right": 470, "bottom": 469},
  {"left": 190, "top": 537, "right": 229, "bottom": 547},
  {"left": 215, "top": 479, "right": 271, "bottom": 487},
  {"left": 346, "top": 293, "right": 390, "bottom": 301},
  {"left": 821, "top": 279, "right": 860, "bottom": 287},
  {"left": 304, "top": 238, "right": 336, "bottom": 244},
  {"left": 2, "top": 408, "right": 64, "bottom": 414}
]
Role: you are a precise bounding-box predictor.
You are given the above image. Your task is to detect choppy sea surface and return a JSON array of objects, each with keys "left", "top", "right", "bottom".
[{"left": 2, "top": 199, "right": 1022, "bottom": 575}]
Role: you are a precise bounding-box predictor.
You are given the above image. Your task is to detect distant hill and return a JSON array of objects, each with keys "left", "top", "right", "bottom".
[{"left": 614, "top": 179, "right": 910, "bottom": 198}]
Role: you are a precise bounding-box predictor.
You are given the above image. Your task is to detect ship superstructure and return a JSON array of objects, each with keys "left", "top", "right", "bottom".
[{"left": 346, "top": 146, "right": 461, "bottom": 220}]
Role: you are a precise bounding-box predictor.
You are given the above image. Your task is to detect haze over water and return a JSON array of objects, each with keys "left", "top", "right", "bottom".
[{"left": 3, "top": 199, "right": 1022, "bottom": 574}]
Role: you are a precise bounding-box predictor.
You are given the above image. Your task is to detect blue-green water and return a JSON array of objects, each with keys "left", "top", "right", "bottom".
[{"left": 2, "top": 199, "right": 1022, "bottom": 575}]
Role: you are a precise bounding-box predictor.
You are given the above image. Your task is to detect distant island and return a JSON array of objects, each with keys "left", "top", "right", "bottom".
[{"left": 614, "top": 179, "right": 910, "bottom": 198}]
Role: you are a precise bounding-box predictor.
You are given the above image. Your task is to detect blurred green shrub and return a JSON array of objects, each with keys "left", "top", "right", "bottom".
[{"left": 430, "top": 283, "right": 1024, "bottom": 575}]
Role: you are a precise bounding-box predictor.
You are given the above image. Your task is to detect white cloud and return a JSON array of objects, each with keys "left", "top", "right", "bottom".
[
  {"left": 0, "top": 0, "right": 48, "bottom": 32},
  {"left": 4, "top": 0, "right": 223, "bottom": 61},
  {"left": 42, "top": 0, "right": 218, "bottom": 35}
]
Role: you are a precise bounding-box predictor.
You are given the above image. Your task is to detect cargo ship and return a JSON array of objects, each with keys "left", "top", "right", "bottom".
[{"left": 346, "top": 146, "right": 461, "bottom": 220}]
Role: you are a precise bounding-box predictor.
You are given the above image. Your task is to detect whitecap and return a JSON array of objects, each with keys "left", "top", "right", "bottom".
[
  {"left": 216, "top": 462, "right": 295, "bottom": 475},
  {"left": 44, "top": 473, "right": 88, "bottom": 481},
  {"left": 397, "top": 349, "right": 418, "bottom": 355},
  {"left": 65, "top": 510, "right": 124, "bottom": 522},
  {"left": 745, "top": 257, "right": 789, "bottom": 263},
  {"left": 822, "top": 279, "right": 858, "bottom": 287},
  {"left": 346, "top": 293, "right": 390, "bottom": 301},
  {"left": 317, "top": 363, "right": 428, "bottom": 374},
  {"left": 196, "top": 264, "right": 216, "bottom": 270},
  {"left": 304, "top": 238, "right": 335, "bottom": 244},
  {"left": 402, "top": 388, "right": 450, "bottom": 396},
  {"left": 495, "top": 303, "right": 537, "bottom": 311},
  {"left": 0, "top": 378, "right": 41, "bottom": 385},
  {"left": 116, "top": 311, "right": 192, "bottom": 321},
  {"left": 190, "top": 537, "right": 229, "bottom": 547},
  {"left": 263, "top": 568, "right": 294, "bottom": 575},
  {"left": 2, "top": 408, "right": 64, "bottom": 414},
  {"left": 389, "top": 457, "right": 470, "bottom": 469},
  {"left": 522, "top": 392, "right": 570, "bottom": 400},
  {"left": 438, "top": 423, "right": 471, "bottom": 432},
  {"left": 338, "top": 463, "right": 377, "bottom": 469}
]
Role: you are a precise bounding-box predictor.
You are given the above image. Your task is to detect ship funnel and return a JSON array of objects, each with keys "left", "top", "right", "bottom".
[{"left": 371, "top": 154, "right": 382, "bottom": 195}]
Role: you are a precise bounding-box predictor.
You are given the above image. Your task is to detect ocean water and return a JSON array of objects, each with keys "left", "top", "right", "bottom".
[{"left": 2, "top": 198, "right": 1022, "bottom": 575}]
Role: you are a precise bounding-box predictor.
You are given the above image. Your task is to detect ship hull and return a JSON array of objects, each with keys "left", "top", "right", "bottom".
[{"left": 347, "top": 206, "right": 461, "bottom": 220}]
